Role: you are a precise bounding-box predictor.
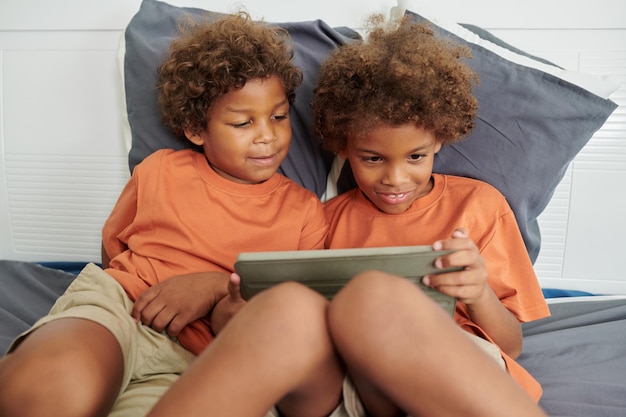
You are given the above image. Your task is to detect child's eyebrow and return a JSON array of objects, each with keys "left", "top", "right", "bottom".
[
  {"left": 408, "top": 145, "right": 433, "bottom": 153},
  {"left": 354, "top": 143, "right": 435, "bottom": 154}
]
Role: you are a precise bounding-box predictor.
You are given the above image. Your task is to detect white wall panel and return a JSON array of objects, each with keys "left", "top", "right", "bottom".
[{"left": 0, "top": 30, "right": 129, "bottom": 261}]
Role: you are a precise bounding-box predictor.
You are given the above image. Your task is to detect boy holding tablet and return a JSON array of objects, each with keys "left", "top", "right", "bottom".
[{"left": 147, "top": 18, "right": 549, "bottom": 417}]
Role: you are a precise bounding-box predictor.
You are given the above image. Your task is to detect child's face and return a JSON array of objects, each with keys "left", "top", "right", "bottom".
[
  {"left": 340, "top": 123, "right": 442, "bottom": 214},
  {"left": 186, "top": 76, "right": 291, "bottom": 184}
]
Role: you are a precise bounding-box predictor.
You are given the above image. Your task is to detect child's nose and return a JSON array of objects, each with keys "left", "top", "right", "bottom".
[
  {"left": 382, "top": 164, "right": 408, "bottom": 185},
  {"left": 254, "top": 121, "right": 276, "bottom": 144}
]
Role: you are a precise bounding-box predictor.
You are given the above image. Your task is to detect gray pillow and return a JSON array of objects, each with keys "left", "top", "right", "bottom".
[
  {"left": 339, "top": 10, "right": 618, "bottom": 262},
  {"left": 123, "top": 0, "right": 357, "bottom": 197},
  {"left": 0, "top": 261, "right": 75, "bottom": 354}
]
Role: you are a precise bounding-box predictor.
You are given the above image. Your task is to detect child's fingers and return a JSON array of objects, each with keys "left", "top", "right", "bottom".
[
  {"left": 432, "top": 228, "right": 471, "bottom": 251},
  {"left": 451, "top": 227, "right": 468, "bottom": 238},
  {"left": 423, "top": 270, "right": 488, "bottom": 304},
  {"left": 434, "top": 246, "right": 475, "bottom": 270},
  {"left": 131, "top": 286, "right": 159, "bottom": 321},
  {"left": 423, "top": 268, "right": 476, "bottom": 292}
]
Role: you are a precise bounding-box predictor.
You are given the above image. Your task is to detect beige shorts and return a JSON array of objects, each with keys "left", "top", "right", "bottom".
[
  {"left": 264, "top": 376, "right": 365, "bottom": 417},
  {"left": 9, "top": 263, "right": 196, "bottom": 417},
  {"left": 266, "top": 330, "right": 504, "bottom": 417},
  {"left": 466, "top": 331, "right": 506, "bottom": 369}
]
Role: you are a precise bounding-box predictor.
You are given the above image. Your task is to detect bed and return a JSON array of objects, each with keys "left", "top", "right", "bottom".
[{"left": 1, "top": 1, "right": 624, "bottom": 416}]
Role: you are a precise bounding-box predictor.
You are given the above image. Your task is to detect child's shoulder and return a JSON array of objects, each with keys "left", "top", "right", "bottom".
[
  {"left": 135, "top": 148, "right": 192, "bottom": 170},
  {"left": 322, "top": 189, "right": 359, "bottom": 220},
  {"left": 323, "top": 188, "right": 356, "bottom": 206},
  {"left": 437, "top": 174, "right": 513, "bottom": 217},
  {"left": 438, "top": 174, "right": 504, "bottom": 199},
  {"left": 277, "top": 174, "right": 325, "bottom": 205}
]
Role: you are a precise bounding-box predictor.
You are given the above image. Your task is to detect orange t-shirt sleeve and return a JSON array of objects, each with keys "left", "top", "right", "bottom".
[
  {"left": 298, "top": 197, "right": 329, "bottom": 250},
  {"left": 480, "top": 211, "right": 550, "bottom": 323},
  {"left": 102, "top": 175, "right": 138, "bottom": 262}
]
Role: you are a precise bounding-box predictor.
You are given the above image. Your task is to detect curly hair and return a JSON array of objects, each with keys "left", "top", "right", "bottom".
[
  {"left": 312, "top": 18, "right": 479, "bottom": 154},
  {"left": 158, "top": 12, "right": 303, "bottom": 142}
]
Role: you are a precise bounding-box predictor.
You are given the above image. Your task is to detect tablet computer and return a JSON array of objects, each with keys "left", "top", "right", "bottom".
[{"left": 234, "top": 245, "right": 458, "bottom": 316}]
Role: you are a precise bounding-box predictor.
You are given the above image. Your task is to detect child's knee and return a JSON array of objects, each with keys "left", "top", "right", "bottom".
[
  {"left": 0, "top": 341, "right": 123, "bottom": 417},
  {"left": 256, "top": 281, "right": 328, "bottom": 318},
  {"left": 335, "top": 270, "right": 409, "bottom": 307},
  {"left": 329, "top": 271, "right": 418, "bottom": 332},
  {"left": 0, "top": 353, "right": 82, "bottom": 416},
  {"left": 250, "top": 282, "right": 330, "bottom": 341}
]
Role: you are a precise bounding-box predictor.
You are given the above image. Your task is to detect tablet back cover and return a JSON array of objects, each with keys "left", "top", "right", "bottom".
[{"left": 235, "top": 246, "right": 458, "bottom": 315}]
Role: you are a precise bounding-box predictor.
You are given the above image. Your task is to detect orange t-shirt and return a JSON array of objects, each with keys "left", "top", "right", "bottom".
[
  {"left": 324, "top": 174, "right": 550, "bottom": 401},
  {"left": 102, "top": 149, "right": 328, "bottom": 354}
]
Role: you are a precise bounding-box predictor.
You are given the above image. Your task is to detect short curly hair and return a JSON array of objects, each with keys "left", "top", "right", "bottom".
[
  {"left": 312, "top": 18, "right": 479, "bottom": 154},
  {"left": 158, "top": 12, "right": 303, "bottom": 143}
]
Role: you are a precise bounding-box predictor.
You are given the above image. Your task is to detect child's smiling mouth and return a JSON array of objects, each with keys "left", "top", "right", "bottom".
[
  {"left": 377, "top": 191, "right": 413, "bottom": 205},
  {"left": 249, "top": 154, "right": 279, "bottom": 166}
]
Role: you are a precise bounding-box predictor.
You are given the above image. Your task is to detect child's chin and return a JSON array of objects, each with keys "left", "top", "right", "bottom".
[{"left": 239, "top": 167, "right": 280, "bottom": 184}]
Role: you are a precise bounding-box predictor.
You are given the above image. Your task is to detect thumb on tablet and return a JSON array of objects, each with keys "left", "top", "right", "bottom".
[{"left": 229, "top": 273, "right": 243, "bottom": 300}]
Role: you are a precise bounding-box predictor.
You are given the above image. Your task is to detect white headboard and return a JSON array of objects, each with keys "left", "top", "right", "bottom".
[{"left": 0, "top": 0, "right": 624, "bottom": 294}]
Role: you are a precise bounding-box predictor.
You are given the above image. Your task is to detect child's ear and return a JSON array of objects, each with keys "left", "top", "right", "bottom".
[
  {"left": 185, "top": 128, "right": 205, "bottom": 146},
  {"left": 337, "top": 148, "right": 348, "bottom": 159},
  {"left": 434, "top": 142, "right": 443, "bottom": 154}
]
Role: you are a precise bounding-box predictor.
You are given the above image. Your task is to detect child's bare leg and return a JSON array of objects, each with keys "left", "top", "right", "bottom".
[
  {"left": 0, "top": 318, "right": 124, "bottom": 417},
  {"left": 328, "top": 271, "right": 547, "bottom": 417},
  {"left": 147, "top": 282, "right": 344, "bottom": 417}
]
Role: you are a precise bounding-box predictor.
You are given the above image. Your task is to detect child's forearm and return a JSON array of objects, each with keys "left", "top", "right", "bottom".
[
  {"left": 183, "top": 271, "right": 231, "bottom": 314},
  {"left": 132, "top": 271, "right": 230, "bottom": 336},
  {"left": 100, "top": 241, "right": 128, "bottom": 269},
  {"left": 465, "top": 286, "right": 523, "bottom": 358},
  {"left": 101, "top": 243, "right": 111, "bottom": 269}
]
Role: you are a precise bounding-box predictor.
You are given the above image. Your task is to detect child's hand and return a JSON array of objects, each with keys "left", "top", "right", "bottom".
[
  {"left": 422, "top": 228, "right": 489, "bottom": 306},
  {"left": 132, "top": 271, "right": 229, "bottom": 337},
  {"left": 210, "top": 273, "right": 247, "bottom": 335}
]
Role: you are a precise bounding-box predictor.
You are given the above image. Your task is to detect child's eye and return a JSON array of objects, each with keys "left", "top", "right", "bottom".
[
  {"left": 231, "top": 121, "right": 251, "bottom": 128},
  {"left": 362, "top": 156, "right": 383, "bottom": 163},
  {"left": 272, "top": 114, "right": 289, "bottom": 121},
  {"left": 409, "top": 154, "right": 424, "bottom": 161}
]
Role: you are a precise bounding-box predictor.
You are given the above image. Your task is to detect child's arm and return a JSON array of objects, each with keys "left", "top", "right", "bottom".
[
  {"left": 131, "top": 271, "right": 230, "bottom": 337},
  {"left": 101, "top": 243, "right": 112, "bottom": 269},
  {"left": 423, "top": 229, "right": 523, "bottom": 358}
]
